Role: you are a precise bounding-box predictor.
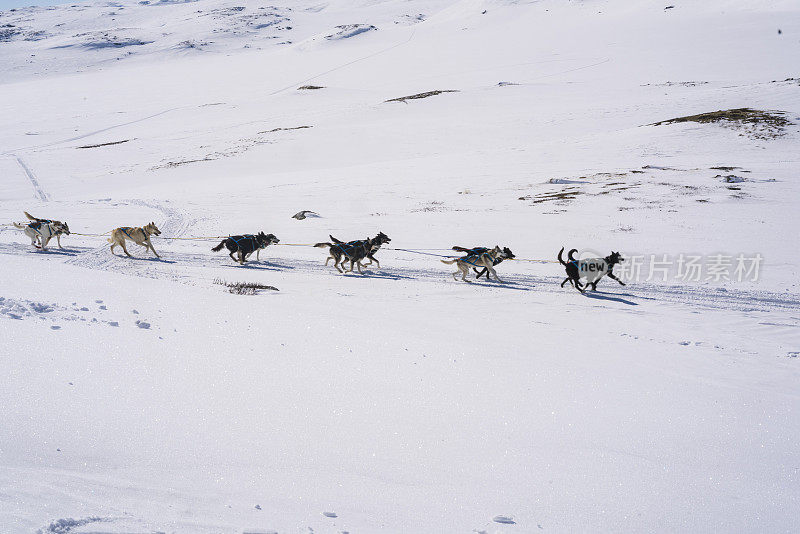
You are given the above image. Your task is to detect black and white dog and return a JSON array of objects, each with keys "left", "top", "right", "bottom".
[
  {"left": 558, "top": 247, "right": 625, "bottom": 292},
  {"left": 452, "top": 246, "right": 515, "bottom": 279},
  {"left": 212, "top": 232, "right": 279, "bottom": 264},
  {"left": 315, "top": 232, "right": 391, "bottom": 273}
]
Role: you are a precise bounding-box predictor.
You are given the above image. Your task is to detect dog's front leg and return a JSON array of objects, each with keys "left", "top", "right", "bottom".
[
  {"left": 144, "top": 237, "right": 161, "bottom": 258},
  {"left": 607, "top": 271, "right": 626, "bottom": 286},
  {"left": 487, "top": 265, "right": 502, "bottom": 282},
  {"left": 56, "top": 234, "right": 63, "bottom": 248}
]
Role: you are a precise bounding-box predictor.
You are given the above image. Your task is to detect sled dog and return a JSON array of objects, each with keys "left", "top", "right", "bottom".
[
  {"left": 315, "top": 232, "right": 391, "bottom": 273},
  {"left": 211, "top": 232, "right": 279, "bottom": 264},
  {"left": 108, "top": 222, "right": 162, "bottom": 258},
  {"left": 558, "top": 247, "right": 625, "bottom": 292},
  {"left": 22, "top": 211, "right": 70, "bottom": 248},
  {"left": 441, "top": 245, "right": 510, "bottom": 282},
  {"left": 329, "top": 231, "right": 391, "bottom": 270},
  {"left": 14, "top": 220, "right": 70, "bottom": 251},
  {"left": 452, "top": 245, "right": 515, "bottom": 279}
]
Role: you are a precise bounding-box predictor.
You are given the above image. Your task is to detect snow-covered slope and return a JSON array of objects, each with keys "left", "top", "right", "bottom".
[
  {"left": 1, "top": 0, "right": 799, "bottom": 532},
  {"left": 0, "top": 0, "right": 448, "bottom": 82}
]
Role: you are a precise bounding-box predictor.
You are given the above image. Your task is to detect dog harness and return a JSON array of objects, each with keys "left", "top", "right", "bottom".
[
  {"left": 334, "top": 240, "right": 368, "bottom": 255},
  {"left": 120, "top": 227, "right": 143, "bottom": 240},
  {"left": 460, "top": 247, "right": 501, "bottom": 267},
  {"left": 228, "top": 235, "right": 261, "bottom": 251},
  {"left": 461, "top": 252, "right": 488, "bottom": 267},
  {"left": 27, "top": 222, "right": 43, "bottom": 235}
]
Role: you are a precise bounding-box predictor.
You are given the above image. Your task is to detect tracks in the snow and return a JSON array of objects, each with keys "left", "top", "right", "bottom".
[
  {"left": 12, "top": 155, "right": 48, "bottom": 202},
  {"left": 1, "top": 235, "right": 797, "bottom": 314}
]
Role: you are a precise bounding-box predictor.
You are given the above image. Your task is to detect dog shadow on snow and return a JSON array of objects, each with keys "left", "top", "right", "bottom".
[
  {"left": 343, "top": 269, "right": 415, "bottom": 281},
  {"left": 582, "top": 291, "right": 638, "bottom": 306},
  {"left": 470, "top": 279, "right": 534, "bottom": 291},
  {"left": 257, "top": 260, "right": 297, "bottom": 270},
  {"left": 26, "top": 248, "right": 81, "bottom": 257},
  {"left": 222, "top": 261, "right": 291, "bottom": 272},
  {"left": 114, "top": 255, "right": 177, "bottom": 264}
]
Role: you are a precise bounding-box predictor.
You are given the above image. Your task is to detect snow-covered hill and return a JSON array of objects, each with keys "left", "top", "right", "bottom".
[
  {"left": 0, "top": 0, "right": 449, "bottom": 82},
  {"left": 1, "top": 0, "right": 799, "bottom": 532}
]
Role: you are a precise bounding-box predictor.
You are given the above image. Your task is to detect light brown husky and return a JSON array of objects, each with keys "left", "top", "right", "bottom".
[
  {"left": 441, "top": 245, "right": 507, "bottom": 282},
  {"left": 108, "top": 222, "right": 162, "bottom": 258}
]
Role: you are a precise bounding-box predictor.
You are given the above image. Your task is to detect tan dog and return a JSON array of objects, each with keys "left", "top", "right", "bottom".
[
  {"left": 108, "top": 222, "right": 162, "bottom": 258},
  {"left": 441, "top": 245, "right": 507, "bottom": 282}
]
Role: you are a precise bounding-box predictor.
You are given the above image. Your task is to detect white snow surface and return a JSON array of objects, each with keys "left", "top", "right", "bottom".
[{"left": 1, "top": 0, "right": 799, "bottom": 532}]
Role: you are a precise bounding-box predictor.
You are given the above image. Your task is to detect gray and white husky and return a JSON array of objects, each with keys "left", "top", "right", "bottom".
[
  {"left": 441, "top": 245, "right": 511, "bottom": 282},
  {"left": 14, "top": 218, "right": 71, "bottom": 250}
]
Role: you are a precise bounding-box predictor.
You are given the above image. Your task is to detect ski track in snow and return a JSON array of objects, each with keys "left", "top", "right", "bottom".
[
  {"left": 268, "top": 28, "right": 418, "bottom": 96},
  {"left": 4, "top": 107, "right": 188, "bottom": 155},
  {"left": 13, "top": 155, "right": 48, "bottom": 202}
]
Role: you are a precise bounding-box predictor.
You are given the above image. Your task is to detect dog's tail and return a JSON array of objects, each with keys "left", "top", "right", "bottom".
[
  {"left": 558, "top": 247, "right": 567, "bottom": 266},
  {"left": 24, "top": 211, "right": 38, "bottom": 222},
  {"left": 568, "top": 249, "right": 578, "bottom": 262},
  {"left": 314, "top": 242, "right": 332, "bottom": 249},
  {"left": 211, "top": 240, "right": 226, "bottom": 252},
  {"left": 12, "top": 222, "right": 27, "bottom": 229},
  {"left": 329, "top": 235, "right": 343, "bottom": 244},
  {"left": 440, "top": 258, "right": 457, "bottom": 265},
  {"left": 451, "top": 246, "right": 472, "bottom": 253}
]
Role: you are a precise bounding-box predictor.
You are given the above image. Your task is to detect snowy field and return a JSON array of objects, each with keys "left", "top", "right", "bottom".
[{"left": 1, "top": 0, "right": 799, "bottom": 532}]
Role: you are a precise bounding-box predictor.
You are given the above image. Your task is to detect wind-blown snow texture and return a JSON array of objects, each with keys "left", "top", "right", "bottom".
[{"left": 1, "top": 0, "right": 799, "bottom": 532}]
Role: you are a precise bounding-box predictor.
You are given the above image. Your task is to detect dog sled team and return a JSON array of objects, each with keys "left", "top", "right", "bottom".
[{"left": 11, "top": 212, "right": 627, "bottom": 291}]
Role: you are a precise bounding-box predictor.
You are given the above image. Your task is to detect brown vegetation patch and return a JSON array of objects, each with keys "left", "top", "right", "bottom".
[
  {"left": 386, "top": 90, "right": 458, "bottom": 103},
  {"left": 259, "top": 125, "right": 313, "bottom": 133},
  {"left": 214, "top": 279, "right": 278, "bottom": 295},
  {"left": 77, "top": 139, "right": 130, "bottom": 149},
  {"left": 651, "top": 108, "right": 792, "bottom": 139}
]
